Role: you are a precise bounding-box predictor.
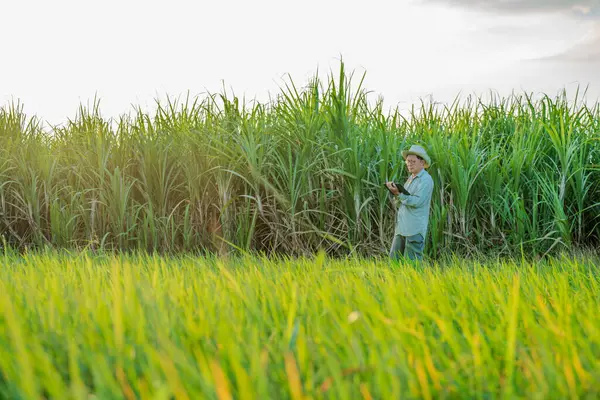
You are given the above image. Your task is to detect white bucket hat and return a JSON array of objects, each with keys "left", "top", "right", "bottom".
[{"left": 402, "top": 144, "right": 431, "bottom": 168}]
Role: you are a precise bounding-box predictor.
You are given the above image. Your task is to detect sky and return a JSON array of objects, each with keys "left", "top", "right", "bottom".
[{"left": 1, "top": 0, "right": 599, "bottom": 126}]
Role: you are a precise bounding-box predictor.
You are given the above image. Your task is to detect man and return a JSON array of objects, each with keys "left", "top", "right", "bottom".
[{"left": 385, "top": 144, "right": 434, "bottom": 261}]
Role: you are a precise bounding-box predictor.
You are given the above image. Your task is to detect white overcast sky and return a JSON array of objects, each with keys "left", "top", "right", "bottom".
[{"left": 1, "top": 0, "right": 599, "bottom": 126}]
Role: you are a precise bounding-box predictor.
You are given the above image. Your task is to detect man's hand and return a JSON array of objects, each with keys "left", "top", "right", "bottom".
[{"left": 385, "top": 181, "right": 400, "bottom": 196}]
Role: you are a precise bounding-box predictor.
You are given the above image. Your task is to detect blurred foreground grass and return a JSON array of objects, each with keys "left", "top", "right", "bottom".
[{"left": 1, "top": 251, "right": 599, "bottom": 399}]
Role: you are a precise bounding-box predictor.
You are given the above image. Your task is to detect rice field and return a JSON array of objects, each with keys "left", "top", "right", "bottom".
[{"left": 1, "top": 250, "right": 600, "bottom": 399}]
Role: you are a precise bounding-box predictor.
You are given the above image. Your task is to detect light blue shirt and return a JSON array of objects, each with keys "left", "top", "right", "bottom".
[{"left": 393, "top": 168, "right": 434, "bottom": 238}]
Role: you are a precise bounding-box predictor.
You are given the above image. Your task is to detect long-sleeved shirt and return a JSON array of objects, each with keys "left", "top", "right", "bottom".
[{"left": 393, "top": 168, "right": 434, "bottom": 238}]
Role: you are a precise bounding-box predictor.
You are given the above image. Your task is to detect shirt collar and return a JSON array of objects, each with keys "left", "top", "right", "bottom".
[{"left": 412, "top": 169, "right": 426, "bottom": 179}]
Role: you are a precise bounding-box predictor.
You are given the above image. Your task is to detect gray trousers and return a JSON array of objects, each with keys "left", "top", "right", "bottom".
[{"left": 389, "top": 233, "right": 425, "bottom": 261}]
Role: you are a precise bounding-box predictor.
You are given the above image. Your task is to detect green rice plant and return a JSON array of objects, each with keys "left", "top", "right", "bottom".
[{"left": 1, "top": 251, "right": 600, "bottom": 398}]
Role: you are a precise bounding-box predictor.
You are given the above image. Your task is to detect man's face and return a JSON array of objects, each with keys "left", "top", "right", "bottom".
[{"left": 405, "top": 155, "right": 424, "bottom": 175}]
